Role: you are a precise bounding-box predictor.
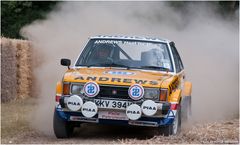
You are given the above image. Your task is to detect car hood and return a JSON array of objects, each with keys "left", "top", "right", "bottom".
[{"left": 63, "top": 67, "right": 173, "bottom": 87}]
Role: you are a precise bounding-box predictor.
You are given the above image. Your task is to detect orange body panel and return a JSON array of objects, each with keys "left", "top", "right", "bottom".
[{"left": 58, "top": 67, "right": 192, "bottom": 104}]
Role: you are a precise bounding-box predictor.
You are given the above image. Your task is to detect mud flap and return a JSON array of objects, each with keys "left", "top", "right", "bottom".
[{"left": 181, "top": 96, "right": 191, "bottom": 121}]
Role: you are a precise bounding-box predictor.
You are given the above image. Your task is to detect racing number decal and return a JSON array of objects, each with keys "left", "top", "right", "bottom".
[
  {"left": 87, "top": 84, "right": 95, "bottom": 94},
  {"left": 83, "top": 82, "right": 100, "bottom": 97},
  {"left": 132, "top": 88, "right": 140, "bottom": 96},
  {"left": 128, "top": 84, "right": 144, "bottom": 100}
]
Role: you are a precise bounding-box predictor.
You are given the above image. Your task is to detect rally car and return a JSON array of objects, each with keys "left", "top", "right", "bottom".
[{"left": 53, "top": 35, "right": 192, "bottom": 138}]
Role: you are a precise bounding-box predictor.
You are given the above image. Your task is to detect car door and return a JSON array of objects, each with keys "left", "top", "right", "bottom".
[{"left": 170, "top": 42, "right": 185, "bottom": 89}]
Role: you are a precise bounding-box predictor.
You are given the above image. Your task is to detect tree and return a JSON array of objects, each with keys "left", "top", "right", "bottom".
[{"left": 1, "top": 1, "right": 58, "bottom": 39}]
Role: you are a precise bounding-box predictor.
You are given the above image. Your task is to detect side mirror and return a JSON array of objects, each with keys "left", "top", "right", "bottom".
[{"left": 61, "top": 58, "right": 71, "bottom": 69}]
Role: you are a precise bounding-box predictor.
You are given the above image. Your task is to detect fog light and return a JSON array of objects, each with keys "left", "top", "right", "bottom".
[
  {"left": 141, "top": 100, "right": 157, "bottom": 116},
  {"left": 66, "top": 95, "right": 83, "bottom": 111},
  {"left": 81, "top": 101, "right": 98, "bottom": 118},
  {"left": 126, "top": 104, "right": 142, "bottom": 120}
]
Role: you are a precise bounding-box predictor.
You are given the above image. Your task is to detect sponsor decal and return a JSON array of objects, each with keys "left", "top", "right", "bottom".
[
  {"left": 126, "top": 104, "right": 142, "bottom": 120},
  {"left": 70, "top": 116, "right": 98, "bottom": 123},
  {"left": 68, "top": 102, "right": 81, "bottom": 105},
  {"left": 141, "top": 100, "right": 157, "bottom": 116},
  {"left": 74, "top": 76, "right": 159, "bottom": 86},
  {"left": 94, "top": 39, "right": 154, "bottom": 46},
  {"left": 167, "top": 110, "right": 176, "bottom": 118},
  {"left": 82, "top": 108, "right": 96, "bottom": 112},
  {"left": 83, "top": 82, "right": 100, "bottom": 97},
  {"left": 66, "top": 95, "right": 83, "bottom": 111},
  {"left": 163, "top": 63, "right": 171, "bottom": 69},
  {"left": 104, "top": 71, "right": 135, "bottom": 76},
  {"left": 128, "top": 84, "right": 144, "bottom": 100},
  {"left": 98, "top": 111, "right": 128, "bottom": 120},
  {"left": 81, "top": 101, "right": 98, "bottom": 118},
  {"left": 128, "top": 120, "right": 158, "bottom": 127}
]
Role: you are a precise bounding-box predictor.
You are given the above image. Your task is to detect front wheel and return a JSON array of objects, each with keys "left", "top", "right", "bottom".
[
  {"left": 53, "top": 110, "right": 74, "bottom": 138},
  {"left": 159, "top": 108, "right": 181, "bottom": 136}
]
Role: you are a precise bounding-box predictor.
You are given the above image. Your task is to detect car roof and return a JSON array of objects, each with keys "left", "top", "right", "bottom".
[{"left": 90, "top": 35, "right": 171, "bottom": 43}]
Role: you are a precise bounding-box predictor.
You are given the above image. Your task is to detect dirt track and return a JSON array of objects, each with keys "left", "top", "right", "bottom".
[
  {"left": 1, "top": 99, "right": 239, "bottom": 144},
  {"left": 2, "top": 119, "right": 239, "bottom": 144}
]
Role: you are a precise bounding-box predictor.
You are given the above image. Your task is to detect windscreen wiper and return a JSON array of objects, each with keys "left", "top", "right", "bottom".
[
  {"left": 107, "top": 62, "right": 130, "bottom": 69},
  {"left": 140, "top": 65, "right": 170, "bottom": 72},
  {"left": 87, "top": 62, "right": 130, "bottom": 69}
]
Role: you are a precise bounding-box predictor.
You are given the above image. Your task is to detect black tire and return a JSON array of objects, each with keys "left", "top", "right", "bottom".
[
  {"left": 53, "top": 110, "right": 74, "bottom": 138},
  {"left": 159, "top": 107, "right": 181, "bottom": 136}
]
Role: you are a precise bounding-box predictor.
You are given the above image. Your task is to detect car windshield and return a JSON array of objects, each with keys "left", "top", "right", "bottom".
[{"left": 76, "top": 39, "right": 173, "bottom": 72}]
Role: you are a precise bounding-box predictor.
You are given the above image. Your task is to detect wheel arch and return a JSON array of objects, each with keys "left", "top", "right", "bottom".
[{"left": 182, "top": 81, "right": 192, "bottom": 97}]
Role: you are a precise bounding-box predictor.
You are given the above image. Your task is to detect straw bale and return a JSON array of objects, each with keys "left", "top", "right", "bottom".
[
  {"left": 1, "top": 38, "right": 17, "bottom": 102},
  {"left": 1, "top": 38, "right": 32, "bottom": 102}
]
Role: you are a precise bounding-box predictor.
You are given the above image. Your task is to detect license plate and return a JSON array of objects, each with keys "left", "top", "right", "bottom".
[
  {"left": 94, "top": 99, "right": 133, "bottom": 110},
  {"left": 98, "top": 111, "right": 128, "bottom": 120}
]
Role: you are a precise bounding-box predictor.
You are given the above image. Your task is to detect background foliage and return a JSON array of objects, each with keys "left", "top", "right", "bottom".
[
  {"left": 1, "top": 1, "right": 58, "bottom": 39},
  {"left": 1, "top": 1, "right": 238, "bottom": 39}
]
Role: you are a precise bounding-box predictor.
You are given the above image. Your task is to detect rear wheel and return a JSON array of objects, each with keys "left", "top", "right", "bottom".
[
  {"left": 159, "top": 107, "right": 181, "bottom": 136},
  {"left": 53, "top": 110, "right": 74, "bottom": 138}
]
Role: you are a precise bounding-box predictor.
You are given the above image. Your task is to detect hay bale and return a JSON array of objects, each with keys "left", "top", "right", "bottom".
[
  {"left": 14, "top": 39, "right": 32, "bottom": 99},
  {"left": 1, "top": 38, "right": 32, "bottom": 102},
  {"left": 1, "top": 38, "right": 17, "bottom": 102}
]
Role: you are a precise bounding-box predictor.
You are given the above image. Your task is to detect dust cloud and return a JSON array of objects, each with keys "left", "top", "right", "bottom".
[{"left": 21, "top": 2, "right": 239, "bottom": 135}]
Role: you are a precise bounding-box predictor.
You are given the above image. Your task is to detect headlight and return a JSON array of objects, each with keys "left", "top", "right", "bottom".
[
  {"left": 144, "top": 88, "right": 160, "bottom": 100},
  {"left": 71, "top": 84, "right": 84, "bottom": 94}
]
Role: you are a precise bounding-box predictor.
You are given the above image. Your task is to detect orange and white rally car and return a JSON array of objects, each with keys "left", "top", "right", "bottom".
[{"left": 53, "top": 35, "right": 192, "bottom": 138}]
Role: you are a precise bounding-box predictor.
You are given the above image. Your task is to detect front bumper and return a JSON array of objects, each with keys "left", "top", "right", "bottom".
[{"left": 55, "top": 107, "right": 175, "bottom": 127}]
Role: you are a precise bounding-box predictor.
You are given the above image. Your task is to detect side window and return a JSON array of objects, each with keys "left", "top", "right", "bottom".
[
  {"left": 178, "top": 53, "right": 184, "bottom": 71},
  {"left": 174, "top": 46, "right": 184, "bottom": 71},
  {"left": 170, "top": 42, "right": 184, "bottom": 73}
]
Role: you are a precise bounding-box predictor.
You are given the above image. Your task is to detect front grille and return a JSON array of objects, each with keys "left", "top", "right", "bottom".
[{"left": 98, "top": 85, "right": 130, "bottom": 100}]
